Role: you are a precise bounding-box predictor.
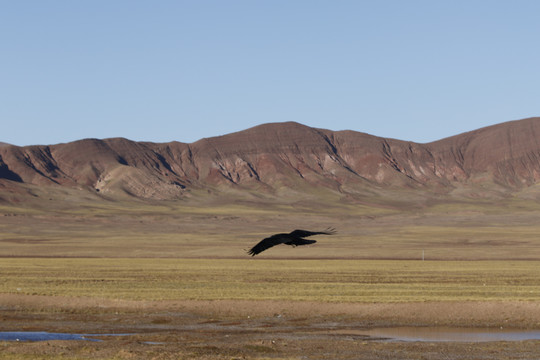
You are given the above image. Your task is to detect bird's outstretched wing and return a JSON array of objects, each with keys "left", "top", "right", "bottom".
[
  {"left": 289, "top": 238, "right": 317, "bottom": 246},
  {"left": 289, "top": 227, "right": 336, "bottom": 238},
  {"left": 247, "top": 234, "right": 289, "bottom": 256}
]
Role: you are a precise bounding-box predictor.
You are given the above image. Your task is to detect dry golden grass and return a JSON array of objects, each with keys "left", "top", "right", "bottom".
[
  {"left": 2, "top": 192, "right": 540, "bottom": 307},
  {"left": 2, "top": 193, "right": 540, "bottom": 260},
  {"left": 1, "top": 258, "right": 539, "bottom": 303}
]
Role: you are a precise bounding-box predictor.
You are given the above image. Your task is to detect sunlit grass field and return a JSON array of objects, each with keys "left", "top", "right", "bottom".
[
  {"left": 2, "top": 193, "right": 540, "bottom": 306},
  {"left": 3, "top": 195, "right": 540, "bottom": 260},
  {"left": 2, "top": 258, "right": 540, "bottom": 303}
]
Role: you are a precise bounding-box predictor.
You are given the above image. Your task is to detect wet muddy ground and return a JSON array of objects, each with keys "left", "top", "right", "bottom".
[{"left": 1, "top": 297, "right": 540, "bottom": 359}]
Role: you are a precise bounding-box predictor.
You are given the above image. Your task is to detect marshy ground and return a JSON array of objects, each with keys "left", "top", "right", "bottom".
[{"left": 1, "top": 295, "right": 540, "bottom": 359}]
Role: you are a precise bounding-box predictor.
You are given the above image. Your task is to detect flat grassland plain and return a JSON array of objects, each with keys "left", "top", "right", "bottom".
[{"left": 1, "top": 189, "right": 540, "bottom": 359}]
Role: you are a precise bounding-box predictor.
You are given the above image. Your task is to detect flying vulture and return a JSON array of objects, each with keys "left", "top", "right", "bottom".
[{"left": 247, "top": 228, "right": 336, "bottom": 256}]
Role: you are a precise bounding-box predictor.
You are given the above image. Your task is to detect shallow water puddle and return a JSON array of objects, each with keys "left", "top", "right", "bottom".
[
  {"left": 356, "top": 327, "right": 540, "bottom": 342},
  {"left": 0, "top": 332, "right": 132, "bottom": 342}
]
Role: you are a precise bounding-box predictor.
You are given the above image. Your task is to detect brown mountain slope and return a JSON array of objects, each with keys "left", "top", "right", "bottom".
[
  {"left": 428, "top": 118, "right": 540, "bottom": 187},
  {"left": 1, "top": 117, "right": 540, "bottom": 201}
]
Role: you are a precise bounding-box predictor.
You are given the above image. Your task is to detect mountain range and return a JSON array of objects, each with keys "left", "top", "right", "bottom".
[{"left": 3, "top": 117, "right": 540, "bottom": 203}]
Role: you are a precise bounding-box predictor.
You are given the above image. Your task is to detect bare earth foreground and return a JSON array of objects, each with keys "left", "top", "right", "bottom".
[
  {"left": 1, "top": 195, "right": 540, "bottom": 359},
  {"left": 1, "top": 295, "right": 540, "bottom": 359}
]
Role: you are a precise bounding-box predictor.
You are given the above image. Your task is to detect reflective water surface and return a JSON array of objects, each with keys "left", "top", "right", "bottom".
[
  {"left": 359, "top": 327, "right": 540, "bottom": 342},
  {"left": 0, "top": 332, "right": 130, "bottom": 342},
  {"left": 3, "top": 328, "right": 540, "bottom": 343}
]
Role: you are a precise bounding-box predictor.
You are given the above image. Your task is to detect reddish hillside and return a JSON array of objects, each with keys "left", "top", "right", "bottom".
[
  {"left": 2, "top": 117, "right": 540, "bottom": 201},
  {"left": 428, "top": 118, "right": 540, "bottom": 187}
]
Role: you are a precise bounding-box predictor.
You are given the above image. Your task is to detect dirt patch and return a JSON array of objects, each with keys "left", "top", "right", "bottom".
[{"left": 2, "top": 294, "right": 539, "bottom": 328}]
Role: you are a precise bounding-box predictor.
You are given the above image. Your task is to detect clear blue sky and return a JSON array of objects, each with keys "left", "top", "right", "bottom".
[{"left": 2, "top": 1, "right": 539, "bottom": 146}]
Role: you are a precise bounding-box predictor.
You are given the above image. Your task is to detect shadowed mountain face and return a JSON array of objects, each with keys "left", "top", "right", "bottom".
[{"left": 2, "top": 117, "right": 540, "bottom": 201}]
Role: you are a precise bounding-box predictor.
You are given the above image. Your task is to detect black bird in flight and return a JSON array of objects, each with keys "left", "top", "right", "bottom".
[{"left": 247, "top": 228, "right": 336, "bottom": 256}]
